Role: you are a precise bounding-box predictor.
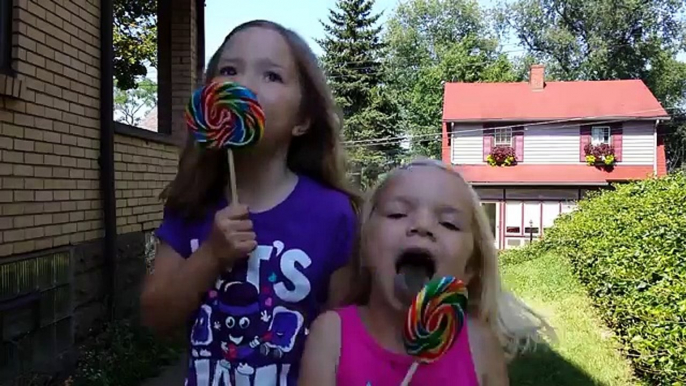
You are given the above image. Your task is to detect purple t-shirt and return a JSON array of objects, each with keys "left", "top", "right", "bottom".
[{"left": 156, "top": 175, "right": 357, "bottom": 386}]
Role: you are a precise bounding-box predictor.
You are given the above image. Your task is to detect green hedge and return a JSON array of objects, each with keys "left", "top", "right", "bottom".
[
  {"left": 70, "top": 320, "right": 185, "bottom": 386},
  {"left": 535, "top": 173, "right": 686, "bottom": 385}
]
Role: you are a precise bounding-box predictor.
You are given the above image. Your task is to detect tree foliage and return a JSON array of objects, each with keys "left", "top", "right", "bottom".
[
  {"left": 384, "top": 0, "right": 518, "bottom": 158},
  {"left": 114, "top": 0, "right": 157, "bottom": 91},
  {"left": 114, "top": 78, "right": 157, "bottom": 126},
  {"left": 319, "top": 0, "right": 403, "bottom": 189},
  {"left": 498, "top": 0, "right": 686, "bottom": 170}
]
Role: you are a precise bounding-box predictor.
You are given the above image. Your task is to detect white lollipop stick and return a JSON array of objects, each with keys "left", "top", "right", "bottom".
[{"left": 400, "top": 362, "right": 419, "bottom": 386}]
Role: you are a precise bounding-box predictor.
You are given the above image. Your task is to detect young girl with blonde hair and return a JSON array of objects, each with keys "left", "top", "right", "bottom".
[
  {"left": 141, "top": 20, "right": 361, "bottom": 386},
  {"left": 300, "top": 158, "right": 553, "bottom": 385}
]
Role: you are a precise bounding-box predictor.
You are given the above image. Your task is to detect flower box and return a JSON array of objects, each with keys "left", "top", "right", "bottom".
[
  {"left": 487, "top": 145, "right": 517, "bottom": 167},
  {"left": 584, "top": 143, "right": 616, "bottom": 167}
]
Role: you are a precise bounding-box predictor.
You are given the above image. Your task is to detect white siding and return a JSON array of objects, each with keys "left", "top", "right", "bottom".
[
  {"left": 621, "top": 121, "right": 655, "bottom": 165},
  {"left": 449, "top": 120, "right": 655, "bottom": 166},
  {"left": 450, "top": 123, "right": 484, "bottom": 164},
  {"left": 523, "top": 124, "right": 580, "bottom": 164}
]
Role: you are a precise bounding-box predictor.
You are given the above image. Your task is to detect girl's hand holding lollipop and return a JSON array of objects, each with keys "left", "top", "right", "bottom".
[{"left": 185, "top": 82, "right": 265, "bottom": 265}]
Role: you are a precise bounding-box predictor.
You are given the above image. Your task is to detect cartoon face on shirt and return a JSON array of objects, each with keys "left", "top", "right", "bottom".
[{"left": 213, "top": 281, "right": 267, "bottom": 350}]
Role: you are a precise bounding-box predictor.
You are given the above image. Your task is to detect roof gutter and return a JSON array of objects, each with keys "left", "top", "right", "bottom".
[
  {"left": 443, "top": 116, "right": 671, "bottom": 124},
  {"left": 99, "top": 0, "right": 116, "bottom": 321},
  {"left": 467, "top": 182, "right": 612, "bottom": 187}
]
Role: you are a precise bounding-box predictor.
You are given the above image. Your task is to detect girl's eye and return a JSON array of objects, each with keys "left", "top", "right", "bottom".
[
  {"left": 265, "top": 71, "right": 283, "bottom": 82},
  {"left": 441, "top": 222, "right": 460, "bottom": 231},
  {"left": 387, "top": 213, "right": 406, "bottom": 219},
  {"left": 219, "top": 66, "right": 237, "bottom": 76}
]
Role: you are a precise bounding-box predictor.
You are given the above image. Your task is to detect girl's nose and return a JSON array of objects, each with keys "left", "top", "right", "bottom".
[
  {"left": 234, "top": 74, "right": 259, "bottom": 97},
  {"left": 406, "top": 213, "right": 436, "bottom": 240},
  {"left": 407, "top": 226, "right": 435, "bottom": 240}
]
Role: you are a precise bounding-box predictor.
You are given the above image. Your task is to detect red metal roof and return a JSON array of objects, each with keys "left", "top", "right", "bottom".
[
  {"left": 454, "top": 164, "right": 657, "bottom": 185},
  {"left": 442, "top": 79, "right": 669, "bottom": 122}
]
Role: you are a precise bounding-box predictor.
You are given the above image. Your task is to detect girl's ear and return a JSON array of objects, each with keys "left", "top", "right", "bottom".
[{"left": 292, "top": 118, "right": 310, "bottom": 137}]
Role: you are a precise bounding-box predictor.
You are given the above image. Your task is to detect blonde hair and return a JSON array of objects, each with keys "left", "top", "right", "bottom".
[{"left": 349, "top": 158, "right": 555, "bottom": 358}]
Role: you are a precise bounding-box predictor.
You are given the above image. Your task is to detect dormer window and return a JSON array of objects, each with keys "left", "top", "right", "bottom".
[
  {"left": 591, "top": 126, "right": 611, "bottom": 145},
  {"left": 494, "top": 127, "right": 513, "bottom": 146}
]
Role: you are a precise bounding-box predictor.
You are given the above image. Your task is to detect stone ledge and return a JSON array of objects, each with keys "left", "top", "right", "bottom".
[
  {"left": 0, "top": 73, "right": 23, "bottom": 99},
  {"left": 114, "top": 121, "right": 179, "bottom": 147}
]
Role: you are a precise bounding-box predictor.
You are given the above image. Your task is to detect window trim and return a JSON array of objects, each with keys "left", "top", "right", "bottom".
[
  {"left": 494, "top": 127, "right": 513, "bottom": 146},
  {"left": 591, "top": 125, "right": 611, "bottom": 145},
  {"left": 0, "top": 0, "right": 13, "bottom": 76},
  {"left": 523, "top": 202, "right": 541, "bottom": 236},
  {"left": 505, "top": 201, "right": 523, "bottom": 235}
]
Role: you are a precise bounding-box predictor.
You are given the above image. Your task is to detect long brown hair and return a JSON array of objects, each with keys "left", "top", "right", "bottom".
[{"left": 160, "top": 20, "right": 363, "bottom": 220}]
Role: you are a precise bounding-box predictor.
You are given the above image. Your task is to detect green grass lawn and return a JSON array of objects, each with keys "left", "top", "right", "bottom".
[{"left": 502, "top": 253, "right": 637, "bottom": 386}]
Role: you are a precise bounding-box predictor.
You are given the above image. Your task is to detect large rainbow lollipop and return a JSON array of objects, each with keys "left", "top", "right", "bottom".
[
  {"left": 401, "top": 276, "right": 468, "bottom": 385},
  {"left": 185, "top": 81, "right": 265, "bottom": 203}
]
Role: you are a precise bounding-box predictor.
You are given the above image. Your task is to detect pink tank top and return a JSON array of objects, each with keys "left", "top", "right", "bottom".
[{"left": 335, "top": 306, "right": 479, "bottom": 386}]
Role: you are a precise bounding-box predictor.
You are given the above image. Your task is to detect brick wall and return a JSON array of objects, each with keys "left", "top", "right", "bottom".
[
  {"left": 113, "top": 135, "right": 177, "bottom": 234},
  {"left": 0, "top": 0, "right": 102, "bottom": 258},
  {"left": 0, "top": 1, "right": 202, "bottom": 379},
  {"left": 113, "top": 0, "right": 199, "bottom": 234},
  {"left": 169, "top": 0, "right": 198, "bottom": 144}
]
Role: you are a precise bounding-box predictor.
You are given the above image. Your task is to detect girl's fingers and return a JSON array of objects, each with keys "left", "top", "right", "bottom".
[
  {"left": 235, "top": 239, "right": 258, "bottom": 253},
  {"left": 227, "top": 231, "right": 256, "bottom": 243},
  {"left": 227, "top": 219, "right": 254, "bottom": 232}
]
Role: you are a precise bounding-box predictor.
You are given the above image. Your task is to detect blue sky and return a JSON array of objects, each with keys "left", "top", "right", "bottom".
[{"left": 204, "top": 0, "right": 502, "bottom": 63}]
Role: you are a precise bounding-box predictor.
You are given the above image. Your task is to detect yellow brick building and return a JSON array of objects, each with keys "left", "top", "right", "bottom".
[{"left": 0, "top": 0, "right": 204, "bottom": 379}]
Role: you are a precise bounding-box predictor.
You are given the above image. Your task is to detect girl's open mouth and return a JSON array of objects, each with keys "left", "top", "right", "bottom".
[{"left": 393, "top": 248, "right": 436, "bottom": 303}]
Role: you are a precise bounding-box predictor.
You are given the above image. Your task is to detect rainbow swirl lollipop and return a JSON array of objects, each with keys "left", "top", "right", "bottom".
[
  {"left": 185, "top": 81, "right": 264, "bottom": 149},
  {"left": 403, "top": 276, "right": 468, "bottom": 363}
]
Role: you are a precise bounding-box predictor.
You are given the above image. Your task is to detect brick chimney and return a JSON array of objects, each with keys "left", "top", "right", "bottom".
[{"left": 529, "top": 64, "right": 545, "bottom": 91}]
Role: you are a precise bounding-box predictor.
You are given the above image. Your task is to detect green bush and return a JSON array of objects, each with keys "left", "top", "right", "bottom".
[
  {"left": 539, "top": 173, "right": 686, "bottom": 385},
  {"left": 499, "top": 241, "right": 547, "bottom": 266},
  {"left": 69, "top": 320, "right": 185, "bottom": 386}
]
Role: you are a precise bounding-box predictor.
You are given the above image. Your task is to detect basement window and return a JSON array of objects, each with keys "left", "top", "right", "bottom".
[{"left": 0, "top": 251, "right": 73, "bottom": 379}]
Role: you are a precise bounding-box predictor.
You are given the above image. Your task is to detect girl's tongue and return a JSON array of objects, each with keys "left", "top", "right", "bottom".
[{"left": 393, "top": 249, "right": 435, "bottom": 306}]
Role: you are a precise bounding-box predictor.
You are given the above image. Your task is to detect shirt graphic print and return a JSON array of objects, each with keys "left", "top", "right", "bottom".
[{"left": 188, "top": 240, "right": 310, "bottom": 386}]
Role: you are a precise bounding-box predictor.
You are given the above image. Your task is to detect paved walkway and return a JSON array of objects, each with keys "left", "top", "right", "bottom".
[{"left": 141, "top": 355, "right": 187, "bottom": 386}]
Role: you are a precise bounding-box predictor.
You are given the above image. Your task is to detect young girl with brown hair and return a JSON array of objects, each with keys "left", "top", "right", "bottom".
[{"left": 141, "top": 20, "right": 361, "bottom": 386}]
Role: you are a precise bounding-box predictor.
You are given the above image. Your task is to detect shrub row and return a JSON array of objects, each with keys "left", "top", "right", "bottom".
[{"left": 506, "top": 172, "right": 686, "bottom": 385}]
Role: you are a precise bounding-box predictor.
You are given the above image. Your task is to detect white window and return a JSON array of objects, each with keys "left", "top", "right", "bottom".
[
  {"left": 561, "top": 202, "right": 577, "bottom": 214},
  {"left": 494, "top": 127, "right": 513, "bottom": 146},
  {"left": 542, "top": 203, "right": 561, "bottom": 231},
  {"left": 505, "top": 202, "right": 522, "bottom": 234},
  {"left": 523, "top": 203, "right": 541, "bottom": 235},
  {"left": 591, "top": 126, "right": 611, "bottom": 145}
]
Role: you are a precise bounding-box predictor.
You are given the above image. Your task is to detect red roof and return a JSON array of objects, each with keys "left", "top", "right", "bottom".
[
  {"left": 442, "top": 79, "right": 669, "bottom": 122},
  {"left": 454, "top": 165, "right": 656, "bottom": 185}
]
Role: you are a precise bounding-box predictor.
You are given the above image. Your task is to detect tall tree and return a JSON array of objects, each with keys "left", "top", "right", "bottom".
[
  {"left": 114, "top": 0, "right": 157, "bottom": 90},
  {"left": 114, "top": 78, "right": 157, "bottom": 126},
  {"left": 384, "top": 0, "right": 518, "bottom": 158},
  {"left": 319, "top": 0, "right": 403, "bottom": 189},
  {"left": 498, "top": 0, "right": 686, "bottom": 170}
]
